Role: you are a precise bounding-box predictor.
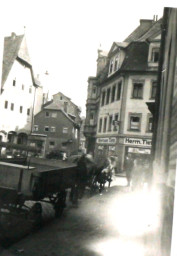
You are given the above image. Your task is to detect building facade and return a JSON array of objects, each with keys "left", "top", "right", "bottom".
[
  {"left": 0, "top": 33, "right": 43, "bottom": 153},
  {"left": 30, "top": 92, "right": 81, "bottom": 157},
  {"left": 84, "top": 18, "right": 161, "bottom": 171}
]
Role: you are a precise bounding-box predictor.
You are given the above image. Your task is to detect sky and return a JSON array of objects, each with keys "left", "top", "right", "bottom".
[{"left": 0, "top": 0, "right": 177, "bottom": 116}]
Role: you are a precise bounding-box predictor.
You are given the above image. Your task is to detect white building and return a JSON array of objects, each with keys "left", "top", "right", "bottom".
[{"left": 0, "top": 33, "right": 43, "bottom": 149}]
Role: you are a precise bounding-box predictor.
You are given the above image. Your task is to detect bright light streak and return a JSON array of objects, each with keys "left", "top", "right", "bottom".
[
  {"left": 90, "top": 238, "right": 144, "bottom": 256},
  {"left": 108, "top": 188, "right": 161, "bottom": 237}
]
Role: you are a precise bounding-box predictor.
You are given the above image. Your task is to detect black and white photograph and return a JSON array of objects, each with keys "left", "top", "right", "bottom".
[{"left": 0, "top": 0, "right": 176, "bottom": 255}]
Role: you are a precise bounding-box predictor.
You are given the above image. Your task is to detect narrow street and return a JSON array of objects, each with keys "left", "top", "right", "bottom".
[{"left": 2, "top": 176, "right": 162, "bottom": 256}]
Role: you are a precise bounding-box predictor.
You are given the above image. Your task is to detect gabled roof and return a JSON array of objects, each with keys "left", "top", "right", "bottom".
[
  {"left": 41, "top": 106, "right": 77, "bottom": 125},
  {"left": 124, "top": 19, "right": 154, "bottom": 42},
  {"left": 2, "top": 33, "right": 33, "bottom": 88},
  {"left": 53, "top": 91, "right": 71, "bottom": 101},
  {"left": 137, "top": 18, "right": 162, "bottom": 41},
  {"left": 108, "top": 42, "right": 129, "bottom": 57}
]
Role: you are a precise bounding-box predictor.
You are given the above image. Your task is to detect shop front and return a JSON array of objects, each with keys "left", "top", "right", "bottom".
[
  {"left": 123, "top": 137, "right": 152, "bottom": 169},
  {"left": 94, "top": 136, "right": 118, "bottom": 166}
]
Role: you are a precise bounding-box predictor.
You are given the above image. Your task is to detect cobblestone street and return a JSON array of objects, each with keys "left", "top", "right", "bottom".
[{"left": 0, "top": 176, "right": 161, "bottom": 256}]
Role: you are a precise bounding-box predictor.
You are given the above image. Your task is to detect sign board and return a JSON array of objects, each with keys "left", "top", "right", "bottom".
[
  {"left": 96, "top": 137, "right": 116, "bottom": 144},
  {"left": 124, "top": 137, "right": 152, "bottom": 147},
  {"left": 128, "top": 147, "right": 151, "bottom": 154}
]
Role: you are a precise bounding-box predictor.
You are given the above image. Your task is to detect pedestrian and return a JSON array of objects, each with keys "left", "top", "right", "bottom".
[
  {"left": 131, "top": 158, "right": 144, "bottom": 191},
  {"left": 124, "top": 154, "right": 133, "bottom": 187}
]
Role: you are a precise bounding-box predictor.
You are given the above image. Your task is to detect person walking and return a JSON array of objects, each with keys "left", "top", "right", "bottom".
[{"left": 125, "top": 154, "right": 133, "bottom": 187}]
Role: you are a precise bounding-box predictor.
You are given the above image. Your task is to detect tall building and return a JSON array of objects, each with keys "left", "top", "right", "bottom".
[
  {"left": 84, "top": 18, "right": 162, "bottom": 170},
  {"left": 0, "top": 33, "right": 43, "bottom": 151}
]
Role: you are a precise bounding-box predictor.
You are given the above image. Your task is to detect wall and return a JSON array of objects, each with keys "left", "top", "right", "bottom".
[
  {"left": 0, "top": 60, "right": 36, "bottom": 135},
  {"left": 34, "top": 109, "right": 79, "bottom": 156}
]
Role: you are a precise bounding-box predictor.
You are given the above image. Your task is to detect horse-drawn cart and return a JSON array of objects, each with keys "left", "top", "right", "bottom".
[{"left": 0, "top": 159, "right": 79, "bottom": 231}]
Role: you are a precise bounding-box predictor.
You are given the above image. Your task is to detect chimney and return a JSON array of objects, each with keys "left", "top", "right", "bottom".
[
  {"left": 11, "top": 32, "right": 16, "bottom": 40},
  {"left": 139, "top": 19, "right": 154, "bottom": 26}
]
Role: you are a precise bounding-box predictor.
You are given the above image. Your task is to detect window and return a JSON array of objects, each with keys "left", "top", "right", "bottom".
[
  {"left": 20, "top": 106, "right": 23, "bottom": 113},
  {"left": 109, "top": 59, "right": 114, "bottom": 74},
  {"left": 29, "top": 86, "right": 32, "bottom": 93},
  {"left": 147, "top": 116, "right": 153, "bottom": 132},
  {"left": 51, "top": 126, "right": 56, "bottom": 132},
  {"left": 34, "top": 125, "right": 39, "bottom": 131},
  {"left": 22, "top": 84, "right": 25, "bottom": 90},
  {"left": 63, "top": 127, "right": 68, "bottom": 133},
  {"left": 106, "top": 88, "right": 111, "bottom": 104},
  {"left": 45, "top": 111, "right": 50, "bottom": 117},
  {"left": 151, "top": 81, "right": 157, "bottom": 99},
  {"left": 113, "top": 114, "right": 119, "bottom": 131},
  {"left": 117, "top": 81, "right": 122, "bottom": 100},
  {"left": 27, "top": 108, "right": 30, "bottom": 116},
  {"left": 108, "top": 115, "right": 113, "bottom": 131},
  {"left": 111, "top": 85, "right": 116, "bottom": 102},
  {"left": 114, "top": 55, "right": 119, "bottom": 71},
  {"left": 92, "top": 87, "right": 96, "bottom": 94},
  {"left": 101, "top": 91, "right": 106, "bottom": 106},
  {"left": 11, "top": 103, "right": 14, "bottom": 111},
  {"left": 90, "top": 113, "right": 94, "bottom": 120},
  {"left": 51, "top": 112, "right": 57, "bottom": 118},
  {"left": 103, "top": 117, "right": 107, "bottom": 133},
  {"left": 49, "top": 141, "right": 55, "bottom": 148},
  {"left": 4, "top": 101, "right": 8, "bottom": 109},
  {"left": 129, "top": 114, "right": 141, "bottom": 131},
  {"left": 60, "top": 96, "right": 63, "bottom": 100},
  {"left": 13, "top": 79, "right": 16, "bottom": 86},
  {"left": 44, "top": 126, "right": 49, "bottom": 132},
  {"left": 132, "top": 83, "right": 143, "bottom": 99},
  {"left": 151, "top": 48, "right": 159, "bottom": 62},
  {"left": 99, "top": 118, "right": 102, "bottom": 133},
  {"left": 64, "top": 102, "right": 68, "bottom": 113}
]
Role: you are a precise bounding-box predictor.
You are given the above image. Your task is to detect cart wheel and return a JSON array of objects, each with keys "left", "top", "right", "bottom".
[
  {"left": 28, "top": 202, "right": 42, "bottom": 229},
  {"left": 54, "top": 191, "right": 66, "bottom": 218}
]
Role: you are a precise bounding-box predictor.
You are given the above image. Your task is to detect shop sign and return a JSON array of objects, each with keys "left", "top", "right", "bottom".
[
  {"left": 128, "top": 147, "right": 151, "bottom": 154},
  {"left": 124, "top": 137, "right": 152, "bottom": 146},
  {"left": 97, "top": 137, "right": 116, "bottom": 144}
]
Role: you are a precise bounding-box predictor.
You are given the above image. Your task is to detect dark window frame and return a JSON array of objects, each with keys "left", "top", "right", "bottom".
[
  {"left": 111, "top": 85, "right": 116, "bottom": 102},
  {"left": 108, "top": 115, "right": 113, "bottom": 131},
  {"left": 150, "top": 81, "right": 157, "bottom": 99},
  {"left": 103, "top": 117, "right": 107, "bottom": 133},
  {"left": 99, "top": 118, "right": 102, "bottom": 133},
  {"left": 128, "top": 113, "right": 142, "bottom": 131},
  {"left": 11, "top": 103, "right": 14, "bottom": 111},
  {"left": 101, "top": 91, "right": 106, "bottom": 106},
  {"left": 106, "top": 88, "right": 111, "bottom": 104},
  {"left": 4, "top": 101, "right": 8, "bottom": 109},
  {"left": 117, "top": 81, "right": 122, "bottom": 100},
  {"left": 132, "top": 82, "right": 144, "bottom": 99}
]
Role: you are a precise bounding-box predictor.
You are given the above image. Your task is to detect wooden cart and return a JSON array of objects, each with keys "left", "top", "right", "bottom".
[{"left": 0, "top": 159, "right": 79, "bottom": 229}]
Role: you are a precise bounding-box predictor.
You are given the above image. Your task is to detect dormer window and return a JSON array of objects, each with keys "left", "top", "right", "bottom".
[
  {"left": 151, "top": 48, "right": 159, "bottom": 62},
  {"left": 114, "top": 55, "right": 119, "bottom": 71},
  {"left": 109, "top": 59, "right": 114, "bottom": 74},
  {"left": 109, "top": 53, "right": 120, "bottom": 75}
]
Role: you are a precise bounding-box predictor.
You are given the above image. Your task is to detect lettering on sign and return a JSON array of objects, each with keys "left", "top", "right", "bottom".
[
  {"left": 97, "top": 137, "right": 116, "bottom": 144},
  {"left": 124, "top": 137, "right": 152, "bottom": 146}
]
